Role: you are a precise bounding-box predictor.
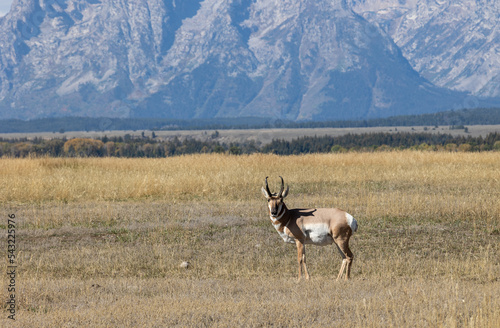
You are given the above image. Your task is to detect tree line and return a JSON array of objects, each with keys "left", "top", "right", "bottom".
[
  {"left": 261, "top": 132, "right": 500, "bottom": 154},
  {"left": 1, "top": 107, "right": 499, "bottom": 133},
  {"left": 1, "top": 131, "right": 500, "bottom": 158}
]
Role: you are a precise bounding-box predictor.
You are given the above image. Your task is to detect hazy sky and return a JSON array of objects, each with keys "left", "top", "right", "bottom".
[{"left": 0, "top": 0, "right": 13, "bottom": 17}]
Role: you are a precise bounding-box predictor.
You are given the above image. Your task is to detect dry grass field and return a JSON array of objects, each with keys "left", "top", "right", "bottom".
[{"left": 1, "top": 152, "right": 499, "bottom": 327}]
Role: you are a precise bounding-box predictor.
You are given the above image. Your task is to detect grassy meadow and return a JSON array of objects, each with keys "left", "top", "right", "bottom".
[{"left": 1, "top": 152, "right": 499, "bottom": 327}]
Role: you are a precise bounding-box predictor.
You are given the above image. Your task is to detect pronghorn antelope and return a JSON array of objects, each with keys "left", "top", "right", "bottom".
[{"left": 262, "top": 177, "right": 358, "bottom": 281}]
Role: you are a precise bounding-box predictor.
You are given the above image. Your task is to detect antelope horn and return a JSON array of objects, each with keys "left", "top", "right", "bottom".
[
  {"left": 265, "top": 176, "right": 272, "bottom": 196},
  {"left": 279, "top": 176, "right": 285, "bottom": 197}
]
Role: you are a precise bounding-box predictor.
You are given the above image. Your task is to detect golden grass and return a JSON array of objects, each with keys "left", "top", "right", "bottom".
[
  {"left": 5, "top": 277, "right": 499, "bottom": 327},
  {"left": 1, "top": 152, "right": 499, "bottom": 224},
  {"left": 1, "top": 152, "right": 499, "bottom": 327}
]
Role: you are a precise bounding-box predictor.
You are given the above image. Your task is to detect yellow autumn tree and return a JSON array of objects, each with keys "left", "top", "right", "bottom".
[{"left": 64, "top": 138, "right": 104, "bottom": 157}]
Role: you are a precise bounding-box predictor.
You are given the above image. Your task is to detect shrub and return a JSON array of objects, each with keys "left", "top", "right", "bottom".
[
  {"left": 331, "top": 145, "right": 347, "bottom": 153},
  {"left": 64, "top": 138, "right": 104, "bottom": 157},
  {"left": 458, "top": 143, "right": 472, "bottom": 152}
]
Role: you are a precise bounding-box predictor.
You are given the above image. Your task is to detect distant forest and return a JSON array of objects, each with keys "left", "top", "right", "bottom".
[
  {"left": 1, "top": 107, "right": 500, "bottom": 133},
  {"left": 2, "top": 132, "right": 499, "bottom": 157}
]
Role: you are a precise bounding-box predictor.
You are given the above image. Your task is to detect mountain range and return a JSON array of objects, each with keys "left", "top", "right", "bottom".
[
  {"left": 350, "top": 0, "right": 499, "bottom": 98},
  {"left": 0, "top": 0, "right": 498, "bottom": 121}
]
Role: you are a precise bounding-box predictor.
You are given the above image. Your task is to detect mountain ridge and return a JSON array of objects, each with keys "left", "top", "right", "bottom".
[
  {"left": 0, "top": 0, "right": 497, "bottom": 121},
  {"left": 350, "top": 0, "right": 500, "bottom": 98}
]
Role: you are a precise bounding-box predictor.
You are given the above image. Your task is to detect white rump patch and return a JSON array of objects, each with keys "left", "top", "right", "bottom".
[{"left": 346, "top": 213, "right": 358, "bottom": 232}]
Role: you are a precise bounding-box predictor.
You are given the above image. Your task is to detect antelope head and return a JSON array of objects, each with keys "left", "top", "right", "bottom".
[{"left": 261, "top": 176, "right": 289, "bottom": 219}]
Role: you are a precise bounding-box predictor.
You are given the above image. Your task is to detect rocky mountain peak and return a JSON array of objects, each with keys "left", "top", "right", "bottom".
[{"left": 350, "top": 0, "right": 500, "bottom": 98}]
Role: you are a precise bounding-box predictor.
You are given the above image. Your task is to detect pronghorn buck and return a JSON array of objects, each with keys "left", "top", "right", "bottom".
[{"left": 262, "top": 177, "right": 358, "bottom": 281}]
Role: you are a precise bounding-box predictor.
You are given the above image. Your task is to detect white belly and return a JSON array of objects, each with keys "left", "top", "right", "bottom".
[{"left": 303, "top": 223, "right": 333, "bottom": 246}]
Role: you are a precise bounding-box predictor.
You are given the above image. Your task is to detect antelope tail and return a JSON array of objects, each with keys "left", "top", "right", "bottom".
[{"left": 346, "top": 213, "right": 358, "bottom": 233}]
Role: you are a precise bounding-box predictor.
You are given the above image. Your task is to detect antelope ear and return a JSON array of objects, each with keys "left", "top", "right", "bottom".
[
  {"left": 261, "top": 187, "right": 271, "bottom": 199},
  {"left": 281, "top": 185, "right": 289, "bottom": 198}
]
